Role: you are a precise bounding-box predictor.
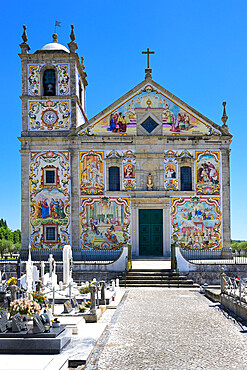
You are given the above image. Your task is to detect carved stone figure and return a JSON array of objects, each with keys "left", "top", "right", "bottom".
[{"left": 146, "top": 173, "right": 153, "bottom": 191}]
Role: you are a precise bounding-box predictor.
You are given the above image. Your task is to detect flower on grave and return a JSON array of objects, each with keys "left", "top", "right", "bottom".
[
  {"left": 79, "top": 305, "right": 87, "bottom": 312},
  {"left": 85, "top": 300, "right": 91, "bottom": 307},
  {"left": 7, "top": 277, "right": 17, "bottom": 286},
  {"left": 9, "top": 298, "right": 40, "bottom": 316},
  {"left": 32, "top": 291, "right": 47, "bottom": 305}
]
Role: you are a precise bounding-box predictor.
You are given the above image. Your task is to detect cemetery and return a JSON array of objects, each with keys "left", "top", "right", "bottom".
[{"left": 0, "top": 244, "right": 125, "bottom": 367}]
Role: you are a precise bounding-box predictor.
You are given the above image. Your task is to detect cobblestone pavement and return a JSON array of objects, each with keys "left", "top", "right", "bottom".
[{"left": 85, "top": 289, "right": 247, "bottom": 370}]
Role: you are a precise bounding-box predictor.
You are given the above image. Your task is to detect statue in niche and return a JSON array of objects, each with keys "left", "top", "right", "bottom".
[{"left": 146, "top": 173, "right": 153, "bottom": 191}]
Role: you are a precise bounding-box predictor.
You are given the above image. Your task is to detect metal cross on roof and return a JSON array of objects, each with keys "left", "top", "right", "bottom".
[{"left": 142, "top": 48, "right": 155, "bottom": 77}]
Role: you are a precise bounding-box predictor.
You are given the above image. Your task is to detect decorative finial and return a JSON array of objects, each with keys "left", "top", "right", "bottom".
[
  {"left": 81, "top": 56, "right": 85, "bottom": 70},
  {"left": 70, "top": 24, "right": 75, "bottom": 42},
  {"left": 142, "top": 48, "right": 155, "bottom": 78},
  {"left": 19, "top": 24, "right": 30, "bottom": 54},
  {"left": 221, "top": 101, "right": 228, "bottom": 127},
  {"left": 68, "top": 25, "right": 78, "bottom": 53},
  {"left": 52, "top": 33, "right": 58, "bottom": 43},
  {"left": 22, "top": 25, "right": 28, "bottom": 43}
]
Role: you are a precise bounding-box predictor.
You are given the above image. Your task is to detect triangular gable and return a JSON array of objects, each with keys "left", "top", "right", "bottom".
[{"left": 76, "top": 78, "right": 228, "bottom": 137}]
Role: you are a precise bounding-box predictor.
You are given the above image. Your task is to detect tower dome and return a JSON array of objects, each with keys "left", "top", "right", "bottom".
[{"left": 41, "top": 33, "right": 69, "bottom": 53}]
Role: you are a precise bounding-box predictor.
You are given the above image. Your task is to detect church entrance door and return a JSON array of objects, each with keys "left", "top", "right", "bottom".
[{"left": 139, "top": 209, "right": 163, "bottom": 256}]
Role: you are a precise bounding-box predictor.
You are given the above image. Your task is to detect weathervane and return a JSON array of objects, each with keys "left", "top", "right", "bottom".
[{"left": 142, "top": 48, "right": 155, "bottom": 78}]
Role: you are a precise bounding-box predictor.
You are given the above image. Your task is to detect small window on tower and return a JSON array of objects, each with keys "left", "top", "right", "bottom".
[
  {"left": 45, "top": 169, "right": 56, "bottom": 185},
  {"left": 45, "top": 226, "right": 57, "bottom": 242},
  {"left": 79, "top": 80, "right": 82, "bottom": 105},
  {"left": 43, "top": 69, "right": 56, "bottom": 96}
]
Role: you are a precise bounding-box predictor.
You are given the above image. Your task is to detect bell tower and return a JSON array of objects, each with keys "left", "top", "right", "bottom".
[{"left": 19, "top": 24, "right": 88, "bottom": 134}]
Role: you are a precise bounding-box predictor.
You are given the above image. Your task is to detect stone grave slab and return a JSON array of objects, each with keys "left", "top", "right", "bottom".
[{"left": 0, "top": 327, "right": 71, "bottom": 354}]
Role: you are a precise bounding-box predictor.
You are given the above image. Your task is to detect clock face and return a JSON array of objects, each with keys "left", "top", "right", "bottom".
[{"left": 42, "top": 110, "right": 58, "bottom": 126}]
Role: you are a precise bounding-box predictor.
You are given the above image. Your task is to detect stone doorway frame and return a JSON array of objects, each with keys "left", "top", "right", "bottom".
[{"left": 131, "top": 197, "right": 171, "bottom": 257}]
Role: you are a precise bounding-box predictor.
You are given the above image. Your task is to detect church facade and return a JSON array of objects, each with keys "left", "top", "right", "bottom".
[{"left": 19, "top": 26, "right": 232, "bottom": 260}]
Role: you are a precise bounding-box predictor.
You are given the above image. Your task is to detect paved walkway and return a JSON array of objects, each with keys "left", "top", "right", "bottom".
[{"left": 86, "top": 289, "right": 247, "bottom": 370}]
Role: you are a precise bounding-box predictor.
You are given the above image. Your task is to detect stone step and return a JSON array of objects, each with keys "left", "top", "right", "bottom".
[
  {"left": 124, "top": 275, "right": 187, "bottom": 279},
  {"left": 130, "top": 269, "right": 172, "bottom": 273},
  {"left": 119, "top": 279, "right": 197, "bottom": 285},
  {"left": 119, "top": 283, "right": 199, "bottom": 288},
  {"left": 118, "top": 268, "right": 199, "bottom": 289}
]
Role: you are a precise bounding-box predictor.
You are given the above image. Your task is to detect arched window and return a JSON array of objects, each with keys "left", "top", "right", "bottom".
[
  {"left": 109, "top": 166, "right": 120, "bottom": 191},
  {"left": 43, "top": 69, "right": 56, "bottom": 96},
  {"left": 181, "top": 166, "right": 192, "bottom": 191}
]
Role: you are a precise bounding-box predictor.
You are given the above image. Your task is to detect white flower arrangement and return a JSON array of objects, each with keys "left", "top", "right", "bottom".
[{"left": 10, "top": 297, "right": 40, "bottom": 316}]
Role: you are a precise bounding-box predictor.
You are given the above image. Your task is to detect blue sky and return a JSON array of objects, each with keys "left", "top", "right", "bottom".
[{"left": 0, "top": 0, "right": 246, "bottom": 239}]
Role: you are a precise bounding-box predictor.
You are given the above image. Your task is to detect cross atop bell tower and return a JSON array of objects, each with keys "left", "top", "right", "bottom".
[{"left": 142, "top": 48, "right": 155, "bottom": 78}]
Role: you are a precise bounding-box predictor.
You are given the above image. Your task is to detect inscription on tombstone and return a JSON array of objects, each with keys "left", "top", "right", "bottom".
[
  {"left": 12, "top": 314, "right": 25, "bottom": 332},
  {"left": 71, "top": 298, "right": 78, "bottom": 309},
  {"left": 64, "top": 300, "right": 73, "bottom": 313},
  {"left": 0, "top": 311, "right": 8, "bottom": 333},
  {"left": 33, "top": 314, "right": 45, "bottom": 334},
  {"left": 40, "top": 312, "right": 51, "bottom": 332}
]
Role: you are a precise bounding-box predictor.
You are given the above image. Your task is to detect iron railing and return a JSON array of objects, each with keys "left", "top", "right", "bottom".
[
  {"left": 221, "top": 274, "right": 247, "bottom": 306},
  {"left": 20, "top": 247, "right": 123, "bottom": 264},
  {"left": 180, "top": 248, "right": 247, "bottom": 264}
]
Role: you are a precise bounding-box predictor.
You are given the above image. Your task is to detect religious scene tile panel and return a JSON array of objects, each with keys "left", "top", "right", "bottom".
[
  {"left": 80, "top": 197, "right": 131, "bottom": 250},
  {"left": 29, "top": 151, "right": 71, "bottom": 249},
  {"left": 171, "top": 197, "right": 221, "bottom": 250},
  {"left": 164, "top": 150, "right": 178, "bottom": 190},
  {"left": 28, "top": 100, "right": 71, "bottom": 130},
  {"left": 122, "top": 150, "right": 136, "bottom": 191},
  {"left": 80, "top": 151, "right": 104, "bottom": 195},
  {"left": 196, "top": 151, "right": 220, "bottom": 195},
  {"left": 87, "top": 84, "right": 220, "bottom": 136}
]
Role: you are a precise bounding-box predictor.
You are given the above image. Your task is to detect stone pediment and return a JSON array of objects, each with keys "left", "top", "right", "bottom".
[{"left": 75, "top": 77, "right": 230, "bottom": 137}]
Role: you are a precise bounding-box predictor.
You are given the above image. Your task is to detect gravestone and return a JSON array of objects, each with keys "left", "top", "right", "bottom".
[
  {"left": 33, "top": 314, "right": 45, "bottom": 334},
  {"left": 71, "top": 298, "right": 78, "bottom": 309},
  {"left": 40, "top": 312, "right": 51, "bottom": 332},
  {"left": 63, "top": 245, "right": 72, "bottom": 284},
  {"left": 12, "top": 314, "right": 26, "bottom": 332},
  {"left": 90, "top": 286, "right": 96, "bottom": 315},
  {"left": 0, "top": 311, "right": 8, "bottom": 333},
  {"left": 41, "top": 261, "right": 45, "bottom": 284},
  {"left": 63, "top": 300, "right": 73, "bottom": 314},
  {"left": 100, "top": 281, "right": 106, "bottom": 305},
  {"left": 32, "top": 266, "right": 39, "bottom": 290}
]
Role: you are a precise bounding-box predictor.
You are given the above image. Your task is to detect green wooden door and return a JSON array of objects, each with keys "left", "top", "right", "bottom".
[{"left": 139, "top": 209, "right": 163, "bottom": 256}]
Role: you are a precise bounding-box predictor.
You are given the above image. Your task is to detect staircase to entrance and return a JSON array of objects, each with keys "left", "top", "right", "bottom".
[{"left": 119, "top": 257, "right": 199, "bottom": 288}]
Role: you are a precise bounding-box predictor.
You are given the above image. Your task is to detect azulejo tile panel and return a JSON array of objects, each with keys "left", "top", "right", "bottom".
[
  {"left": 28, "top": 65, "right": 43, "bottom": 95},
  {"left": 55, "top": 64, "right": 70, "bottom": 96},
  {"left": 29, "top": 151, "right": 71, "bottom": 249},
  {"left": 87, "top": 84, "right": 220, "bottom": 136},
  {"left": 171, "top": 196, "right": 221, "bottom": 250},
  {"left": 27, "top": 64, "right": 70, "bottom": 96},
  {"left": 122, "top": 150, "right": 136, "bottom": 191},
  {"left": 80, "top": 197, "right": 131, "bottom": 250},
  {"left": 164, "top": 150, "right": 178, "bottom": 190},
  {"left": 28, "top": 100, "right": 71, "bottom": 130},
  {"left": 196, "top": 151, "right": 220, "bottom": 195},
  {"left": 80, "top": 151, "right": 104, "bottom": 195}
]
